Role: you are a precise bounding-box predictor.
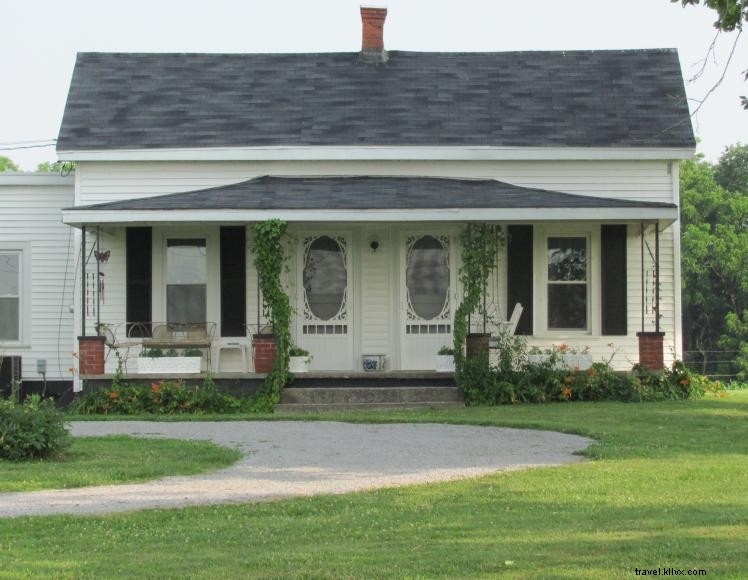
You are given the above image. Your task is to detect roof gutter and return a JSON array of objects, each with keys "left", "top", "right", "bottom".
[
  {"left": 56, "top": 145, "right": 696, "bottom": 162},
  {"left": 62, "top": 206, "right": 679, "bottom": 228}
]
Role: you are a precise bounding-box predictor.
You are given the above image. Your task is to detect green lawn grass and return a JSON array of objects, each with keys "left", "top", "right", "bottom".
[
  {"left": 0, "top": 436, "right": 241, "bottom": 492},
  {"left": 1, "top": 393, "right": 747, "bottom": 578}
]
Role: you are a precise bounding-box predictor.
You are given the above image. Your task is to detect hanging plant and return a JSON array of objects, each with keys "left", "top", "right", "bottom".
[
  {"left": 251, "top": 219, "right": 292, "bottom": 409},
  {"left": 453, "top": 223, "right": 505, "bottom": 377}
]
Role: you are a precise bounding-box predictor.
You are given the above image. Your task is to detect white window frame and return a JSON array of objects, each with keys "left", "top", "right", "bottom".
[
  {"left": 152, "top": 228, "right": 219, "bottom": 331},
  {"left": 534, "top": 225, "right": 600, "bottom": 337},
  {"left": 0, "top": 244, "right": 31, "bottom": 347}
]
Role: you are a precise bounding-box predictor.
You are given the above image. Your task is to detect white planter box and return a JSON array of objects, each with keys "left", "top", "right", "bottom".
[
  {"left": 435, "top": 355, "right": 455, "bottom": 372},
  {"left": 136, "top": 357, "right": 202, "bottom": 374},
  {"left": 526, "top": 353, "right": 593, "bottom": 370},
  {"left": 289, "top": 356, "right": 311, "bottom": 373}
]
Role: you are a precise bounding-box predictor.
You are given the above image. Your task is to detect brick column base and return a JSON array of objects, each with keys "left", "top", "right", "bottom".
[
  {"left": 78, "top": 336, "right": 106, "bottom": 376},
  {"left": 466, "top": 333, "right": 490, "bottom": 360},
  {"left": 637, "top": 331, "right": 665, "bottom": 371},
  {"left": 253, "top": 334, "right": 278, "bottom": 374}
]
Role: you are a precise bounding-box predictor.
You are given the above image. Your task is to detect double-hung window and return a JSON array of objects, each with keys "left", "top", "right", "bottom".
[
  {"left": 547, "top": 236, "right": 589, "bottom": 331},
  {"left": 0, "top": 251, "right": 21, "bottom": 342},
  {"left": 166, "top": 239, "right": 207, "bottom": 325}
]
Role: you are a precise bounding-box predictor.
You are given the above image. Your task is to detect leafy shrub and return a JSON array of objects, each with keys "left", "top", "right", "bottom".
[
  {"left": 459, "top": 354, "right": 514, "bottom": 405},
  {"left": 140, "top": 347, "right": 164, "bottom": 358},
  {"left": 437, "top": 346, "right": 455, "bottom": 356},
  {"left": 0, "top": 395, "right": 70, "bottom": 460},
  {"left": 458, "top": 336, "right": 725, "bottom": 406},
  {"left": 73, "top": 379, "right": 267, "bottom": 415},
  {"left": 289, "top": 346, "right": 310, "bottom": 357}
]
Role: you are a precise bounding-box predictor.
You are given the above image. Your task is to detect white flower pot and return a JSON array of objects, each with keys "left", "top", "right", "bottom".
[
  {"left": 435, "top": 355, "right": 455, "bottom": 372},
  {"left": 136, "top": 357, "right": 202, "bottom": 374},
  {"left": 289, "top": 356, "right": 311, "bottom": 373},
  {"left": 561, "top": 354, "right": 593, "bottom": 370}
]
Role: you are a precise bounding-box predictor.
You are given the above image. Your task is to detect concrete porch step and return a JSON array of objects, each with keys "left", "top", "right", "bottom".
[
  {"left": 275, "top": 401, "right": 465, "bottom": 413},
  {"left": 280, "top": 386, "right": 463, "bottom": 406}
]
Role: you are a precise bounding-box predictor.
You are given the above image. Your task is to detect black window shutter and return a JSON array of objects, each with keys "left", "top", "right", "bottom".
[
  {"left": 126, "top": 227, "right": 152, "bottom": 337},
  {"left": 601, "top": 224, "right": 627, "bottom": 335},
  {"left": 507, "top": 225, "right": 533, "bottom": 335},
  {"left": 220, "top": 226, "right": 246, "bottom": 337}
]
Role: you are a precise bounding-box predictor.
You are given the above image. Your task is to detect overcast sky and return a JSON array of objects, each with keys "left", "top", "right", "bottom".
[{"left": 1, "top": 0, "right": 746, "bottom": 170}]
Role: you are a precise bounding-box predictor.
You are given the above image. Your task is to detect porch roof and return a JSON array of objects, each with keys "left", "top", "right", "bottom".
[{"left": 62, "top": 176, "right": 678, "bottom": 225}]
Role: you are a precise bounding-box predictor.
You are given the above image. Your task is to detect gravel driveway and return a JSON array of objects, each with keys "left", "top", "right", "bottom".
[{"left": 0, "top": 421, "right": 592, "bottom": 518}]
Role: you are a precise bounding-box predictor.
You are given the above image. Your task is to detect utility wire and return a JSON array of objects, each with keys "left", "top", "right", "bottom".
[
  {"left": 0, "top": 142, "right": 57, "bottom": 151},
  {"left": 0, "top": 138, "right": 58, "bottom": 146}
]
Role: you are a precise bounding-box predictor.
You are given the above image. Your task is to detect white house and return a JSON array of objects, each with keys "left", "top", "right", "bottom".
[
  {"left": 0, "top": 173, "right": 75, "bottom": 400},
  {"left": 56, "top": 7, "right": 694, "bottom": 383}
]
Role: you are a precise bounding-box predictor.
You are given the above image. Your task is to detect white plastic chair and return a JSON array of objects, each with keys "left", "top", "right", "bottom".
[{"left": 498, "top": 303, "right": 524, "bottom": 336}]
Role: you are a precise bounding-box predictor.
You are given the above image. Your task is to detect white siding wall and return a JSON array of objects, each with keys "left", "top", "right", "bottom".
[
  {"left": 75, "top": 160, "right": 679, "bottom": 372},
  {"left": 0, "top": 177, "right": 75, "bottom": 382},
  {"left": 359, "top": 225, "right": 393, "bottom": 365},
  {"left": 75, "top": 160, "right": 674, "bottom": 205}
]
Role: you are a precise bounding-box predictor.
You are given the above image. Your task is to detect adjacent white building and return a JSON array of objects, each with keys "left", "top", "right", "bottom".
[{"left": 0, "top": 173, "right": 75, "bottom": 397}]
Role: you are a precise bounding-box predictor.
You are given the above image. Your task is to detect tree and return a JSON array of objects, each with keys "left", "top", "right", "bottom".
[
  {"left": 675, "top": 0, "right": 747, "bottom": 31},
  {"left": 680, "top": 150, "right": 748, "bottom": 377},
  {"left": 36, "top": 161, "right": 59, "bottom": 172},
  {"left": 36, "top": 161, "right": 75, "bottom": 174},
  {"left": 673, "top": 0, "right": 748, "bottom": 109},
  {"left": 714, "top": 143, "right": 748, "bottom": 192},
  {"left": 0, "top": 156, "right": 19, "bottom": 172}
]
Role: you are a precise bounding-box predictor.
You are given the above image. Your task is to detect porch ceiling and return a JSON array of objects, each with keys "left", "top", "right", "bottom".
[{"left": 62, "top": 176, "right": 678, "bottom": 226}]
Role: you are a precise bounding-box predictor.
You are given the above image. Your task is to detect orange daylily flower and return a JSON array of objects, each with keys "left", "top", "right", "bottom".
[
  {"left": 561, "top": 386, "right": 573, "bottom": 400},
  {"left": 109, "top": 391, "right": 120, "bottom": 400}
]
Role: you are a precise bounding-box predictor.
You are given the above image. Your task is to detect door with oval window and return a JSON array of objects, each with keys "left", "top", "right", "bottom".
[
  {"left": 297, "top": 233, "right": 353, "bottom": 370},
  {"left": 401, "top": 233, "right": 454, "bottom": 370}
]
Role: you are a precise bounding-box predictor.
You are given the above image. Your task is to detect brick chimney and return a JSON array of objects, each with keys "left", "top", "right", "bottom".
[{"left": 360, "top": 6, "right": 388, "bottom": 63}]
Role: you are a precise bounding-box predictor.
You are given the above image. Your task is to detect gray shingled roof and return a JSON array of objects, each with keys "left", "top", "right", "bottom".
[
  {"left": 57, "top": 50, "right": 694, "bottom": 151},
  {"left": 69, "top": 176, "right": 677, "bottom": 211}
]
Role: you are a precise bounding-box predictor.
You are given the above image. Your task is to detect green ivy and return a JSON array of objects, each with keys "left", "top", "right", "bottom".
[
  {"left": 251, "top": 219, "right": 292, "bottom": 411},
  {"left": 453, "top": 223, "right": 504, "bottom": 384}
]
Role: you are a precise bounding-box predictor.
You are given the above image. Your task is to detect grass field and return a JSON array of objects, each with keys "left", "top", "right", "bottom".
[
  {"left": 0, "top": 436, "right": 240, "bottom": 492},
  {"left": 1, "top": 393, "right": 746, "bottom": 578}
]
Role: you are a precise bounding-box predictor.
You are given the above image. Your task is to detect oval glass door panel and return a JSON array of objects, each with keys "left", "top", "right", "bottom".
[
  {"left": 303, "top": 236, "right": 347, "bottom": 320},
  {"left": 406, "top": 235, "right": 449, "bottom": 320}
]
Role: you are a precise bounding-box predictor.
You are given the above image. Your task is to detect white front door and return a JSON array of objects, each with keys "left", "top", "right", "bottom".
[
  {"left": 400, "top": 231, "right": 454, "bottom": 370},
  {"left": 296, "top": 233, "right": 354, "bottom": 370}
]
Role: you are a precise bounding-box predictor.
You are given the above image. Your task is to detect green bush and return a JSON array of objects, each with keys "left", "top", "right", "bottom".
[
  {"left": 458, "top": 337, "right": 725, "bottom": 406},
  {"left": 0, "top": 395, "right": 71, "bottom": 461},
  {"left": 73, "top": 379, "right": 266, "bottom": 415}
]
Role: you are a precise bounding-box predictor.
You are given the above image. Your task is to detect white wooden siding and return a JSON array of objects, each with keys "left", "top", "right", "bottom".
[
  {"left": 359, "top": 226, "right": 393, "bottom": 364},
  {"left": 75, "top": 160, "right": 675, "bottom": 205},
  {"left": 0, "top": 179, "right": 75, "bottom": 382}
]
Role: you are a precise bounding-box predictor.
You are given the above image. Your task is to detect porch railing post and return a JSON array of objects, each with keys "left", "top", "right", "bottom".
[
  {"left": 655, "top": 221, "right": 660, "bottom": 334},
  {"left": 640, "top": 221, "right": 645, "bottom": 333},
  {"left": 96, "top": 226, "right": 101, "bottom": 334},
  {"left": 81, "top": 225, "right": 86, "bottom": 337}
]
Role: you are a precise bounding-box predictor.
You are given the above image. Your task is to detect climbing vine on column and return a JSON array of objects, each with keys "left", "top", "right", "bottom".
[
  {"left": 453, "top": 223, "right": 504, "bottom": 378},
  {"left": 251, "top": 219, "right": 291, "bottom": 409}
]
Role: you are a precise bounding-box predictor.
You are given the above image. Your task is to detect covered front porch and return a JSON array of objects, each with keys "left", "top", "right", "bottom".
[{"left": 63, "top": 176, "right": 678, "bottom": 380}]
